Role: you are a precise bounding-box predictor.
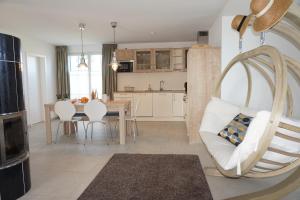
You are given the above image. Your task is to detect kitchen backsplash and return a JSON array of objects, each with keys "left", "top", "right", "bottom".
[{"left": 117, "top": 71, "right": 187, "bottom": 91}]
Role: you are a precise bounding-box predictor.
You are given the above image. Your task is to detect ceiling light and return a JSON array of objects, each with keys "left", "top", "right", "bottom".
[
  {"left": 78, "top": 23, "right": 88, "bottom": 69},
  {"left": 110, "top": 21, "right": 120, "bottom": 71}
]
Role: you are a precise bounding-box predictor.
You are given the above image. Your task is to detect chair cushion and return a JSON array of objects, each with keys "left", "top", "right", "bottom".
[
  {"left": 225, "top": 111, "right": 271, "bottom": 170},
  {"left": 200, "top": 98, "right": 300, "bottom": 173},
  {"left": 218, "top": 113, "right": 253, "bottom": 146},
  {"left": 73, "top": 113, "right": 87, "bottom": 117},
  {"left": 201, "top": 131, "right": 236, "bottom": 169},
  {"left": 200, "top": 97, "right": 241, "bottom": 134},
  {"left": 105, "top": 112, "right": 120, "bottom": 117}
]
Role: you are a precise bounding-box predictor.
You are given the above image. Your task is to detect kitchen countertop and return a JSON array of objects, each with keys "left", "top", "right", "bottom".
[{"left": 115, "top": 90, "right": 185, "bottom": 93}]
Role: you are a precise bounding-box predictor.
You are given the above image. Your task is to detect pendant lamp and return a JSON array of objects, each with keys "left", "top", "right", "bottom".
[{"left": 78, "top": 23, "right": 88, "bottom": 69}]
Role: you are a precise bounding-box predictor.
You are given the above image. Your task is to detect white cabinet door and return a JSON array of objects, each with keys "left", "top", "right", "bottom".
[
  {"left": 133, "top": 93, "right": 153, "bottom": 117},
  {"left": 172, "top": 93, "right": 185, "bottom": 117},
  {"left": 153, "top": 93, "right": 173, "bottom": 117}
]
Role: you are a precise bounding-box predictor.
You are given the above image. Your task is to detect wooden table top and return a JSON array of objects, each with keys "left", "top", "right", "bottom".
[{"left": 45, "top": 100, "right": 130, "bottom": 107}]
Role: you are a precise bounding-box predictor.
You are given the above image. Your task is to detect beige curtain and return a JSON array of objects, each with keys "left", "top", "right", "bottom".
[
  {"left": 56, "top": 46, "right": 70, "bottom": 100},
  {"left": 102, "top": 44, "right": 117, "bottom": 99}
]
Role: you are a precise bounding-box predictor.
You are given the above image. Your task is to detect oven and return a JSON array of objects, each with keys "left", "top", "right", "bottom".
[{"left": 117, "top": 61, "right": 134, "bottom": 72}]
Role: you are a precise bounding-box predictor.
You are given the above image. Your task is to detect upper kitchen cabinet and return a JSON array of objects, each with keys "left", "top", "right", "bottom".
[
  {"left": 134, "top": 49, "right": 153, "bottom": 72},
  {"left": 154, "top": 49, "right": 172, "bottom": 71},
  {"left": 172, "top": 48, "right": 187, "bottom": 71},
  {"left": 116, "top": 49, "right": 135, "bottom": 61}
]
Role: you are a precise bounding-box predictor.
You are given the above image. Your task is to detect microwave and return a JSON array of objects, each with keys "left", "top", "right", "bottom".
[{"left": 117, "top": 61, "right": 134, "bottom": 72}]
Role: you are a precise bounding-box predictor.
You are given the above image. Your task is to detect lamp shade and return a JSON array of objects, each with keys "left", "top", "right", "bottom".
[
  {"left": 110, "top": 51, "right": 119, "bottom": 71},
  {"left": 78, "top": 56, "right": 88, "bottom": 69}
]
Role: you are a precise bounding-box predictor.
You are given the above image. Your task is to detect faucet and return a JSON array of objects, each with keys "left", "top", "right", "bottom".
[{"left": 160, "top": 80, "right": 165, "bottom": 91}]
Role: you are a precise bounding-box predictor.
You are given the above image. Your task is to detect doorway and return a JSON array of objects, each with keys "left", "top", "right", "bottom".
[{"left": 26, "top": 56, "right": 45, "bottom": 125}]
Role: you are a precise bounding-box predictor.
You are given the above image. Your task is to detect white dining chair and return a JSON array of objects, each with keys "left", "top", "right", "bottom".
[
  {"left": 54, "top": 101, "right": 76, "bottom": 143},
  {"left": 84, "top": 100, "right": 109, "bottom": 143}
]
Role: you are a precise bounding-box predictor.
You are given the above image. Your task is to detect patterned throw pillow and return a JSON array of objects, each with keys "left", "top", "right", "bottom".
[{"left": 218, "top": 113, "right": 253, "bottom": 146}]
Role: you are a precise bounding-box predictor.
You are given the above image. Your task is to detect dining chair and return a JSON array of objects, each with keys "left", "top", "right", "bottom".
[
  {"left": 126, "top": 99, "right": 140, "bottom": 142},
  {"left": 84, "top": 100, "right": 109, "bottom": 144},
  {"left": 54, "top": 101, "right": 76, "bottom": 143}
]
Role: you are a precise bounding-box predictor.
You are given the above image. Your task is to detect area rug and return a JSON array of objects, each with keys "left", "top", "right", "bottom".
[{"left": 78, "top": 154, "right": 213, "bottom": 200}]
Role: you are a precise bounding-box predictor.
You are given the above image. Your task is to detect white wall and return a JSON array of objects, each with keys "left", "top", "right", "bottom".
[
  {"left": 118, "top": 71, "right": 186, "bottom": 91},
  {"left": 208, "top": 0, "right": 300, "bottom": 119},
  {"left": 221, "top": 16, "right": 300, "bottom": 118},
  {"left": 68, "top": 44, "right": 102, "bottom": 54},
  {"left": 116, "top": 42, "right": 194, "bottom": 91},
  {"left": 118, "top": 41, "right": 196, "bottom": 49},
  {"left": 0, "top": 30, "right": 56, "bottom": 121},
  {"left": 209, "top": 0, "right": 251, "bottom": 47}
]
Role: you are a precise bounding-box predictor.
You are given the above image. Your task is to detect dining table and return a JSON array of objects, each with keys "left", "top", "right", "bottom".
[{"left": 44, "top": 100, "right": 131, "bottom": 145}]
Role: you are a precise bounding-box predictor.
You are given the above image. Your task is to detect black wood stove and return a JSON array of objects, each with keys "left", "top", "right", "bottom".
[{"left": 0, "top": 33, "right": 31, "bottom": 200}]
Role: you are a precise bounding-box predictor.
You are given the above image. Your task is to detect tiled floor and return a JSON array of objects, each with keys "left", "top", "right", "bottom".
[{"left": 20, "top": 121, "right": 300, "bottom": 200}]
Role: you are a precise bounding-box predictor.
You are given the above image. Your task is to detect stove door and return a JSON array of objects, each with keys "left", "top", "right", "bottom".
[{"left": 0, "top": 112, "right": 27, "bottom": 166}]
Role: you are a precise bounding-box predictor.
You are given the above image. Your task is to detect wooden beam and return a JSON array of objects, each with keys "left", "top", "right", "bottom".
[
  {"left": 268, "top": 147, "right": 300, "bottom": 158},
  {"left": 259, "top": 158, "right": 289, "bottom": 167},
  {"left": 275, "top": 132, "right": 300, "bottom": 143},
  {"left": 279, "top": 122, "right": 300, "bottom": 133}
]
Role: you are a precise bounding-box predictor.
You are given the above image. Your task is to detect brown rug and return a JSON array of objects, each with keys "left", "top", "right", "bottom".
[{"left": 78, "top": 154, "right": 213, "bottom": 200}]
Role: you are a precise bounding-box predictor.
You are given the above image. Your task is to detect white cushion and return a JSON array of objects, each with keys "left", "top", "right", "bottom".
[
  {"left": 225, "top": 111, "right": 271, "bottom": 170},
  {"left": 201, "top": 131, "right": 236, "bottom": 168},
  {"left": 199, "top": 97, "right": 300, "bottom": 173},
  {"left": 200, "top": 97, "right": 241, "bottom": 134}
]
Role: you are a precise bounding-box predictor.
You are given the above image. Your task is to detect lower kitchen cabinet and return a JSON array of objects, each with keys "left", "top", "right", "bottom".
[
  {"left": 133, "top": 93, "right": 153, "bottom": 117},
  {"left": 172, "top": 93, "right": 185, "bottom": 117},
  {"left": 153, "top": 93, "right": 173, "bottom": 117},
  {"left": 114, "top": 92, "right": 185, "bottom": 121}
]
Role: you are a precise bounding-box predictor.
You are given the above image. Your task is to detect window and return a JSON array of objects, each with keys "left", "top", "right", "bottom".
[{"left": 68, "top": 54, "right": 102, "bottom": 99}]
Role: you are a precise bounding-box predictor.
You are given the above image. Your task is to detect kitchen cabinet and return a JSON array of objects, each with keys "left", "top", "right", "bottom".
[
  {"left": 154, "top": 49, "right": 172, "bottom": 71},
  {"left": 116, "top": 49, "right": 134, "bottom": 61},
  {"left": 114, "top": 92, "right": 185, "bottom": 121},
  {"left": 135, "top": 49, "right": 153, "bottom": 72},
  {"left": 172, "top": 48, "right": 187, "bottom": 71},
  {"left": 187, "top": 46, "right": 220, "bottom": 143},
  {"left": 133, "top": 93, "right": 153, "bottom": 116},
  {"left": 172, "top": 93, "right": 185, "bottom": 117},
  {"left": 153, "top": 93, "right": 173, "bottom": 117}
]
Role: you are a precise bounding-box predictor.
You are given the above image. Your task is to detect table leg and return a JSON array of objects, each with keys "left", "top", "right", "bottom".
[
  {"left": 44, "top": 105, "right": 52, "bottom": 144},
  {"left": 119, "top": 106, "right": 126, "bottom": 145}
]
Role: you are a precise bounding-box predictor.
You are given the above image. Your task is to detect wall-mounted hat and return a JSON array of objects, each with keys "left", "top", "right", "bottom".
[
  {"left": 231, "top": 15, "right": 253, "bottom": 37},
  {"left": 251, "top": 0, "right": 293, "bottom": 32}
]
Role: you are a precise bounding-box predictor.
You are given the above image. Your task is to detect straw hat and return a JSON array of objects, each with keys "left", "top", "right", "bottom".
[
  {"left": 250, "top": 0, "right": 293, "bottom": 32},
  {"left": 231, "top": 15, "right": 252, "bottom": 37}
]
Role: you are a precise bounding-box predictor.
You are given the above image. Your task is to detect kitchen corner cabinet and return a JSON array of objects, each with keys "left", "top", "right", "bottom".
[
  {"left": 116, "top": 49, "right": 134, "bottom": 61},
  {"left": 133, "top": 93, "right": 153, "bottom": 116},
  {"left": 153, "top": 93, "right": 173, "bottom": 117},
  {"left": 134, "top": 49, "right": 153, "bottom": 72},
  {"left": 154, "top": 49, "right": 172, "bottom": 71}
]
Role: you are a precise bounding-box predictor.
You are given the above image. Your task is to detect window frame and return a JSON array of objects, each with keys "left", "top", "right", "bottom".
[{"left": 68, "top": 52, "right": 102, "bottom": 99}]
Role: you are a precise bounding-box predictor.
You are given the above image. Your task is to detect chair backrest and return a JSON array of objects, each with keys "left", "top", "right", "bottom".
[
  {"left": 54, "top": 101, "right": 76, "bottom": 121},
  {"left": 84, "top": 100, "right": 107, "bottom": 122}
]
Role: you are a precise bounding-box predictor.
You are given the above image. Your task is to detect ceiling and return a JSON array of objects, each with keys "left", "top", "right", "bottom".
[{"left": 0, "top": 0, "right": 228, "bottom": 45}]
